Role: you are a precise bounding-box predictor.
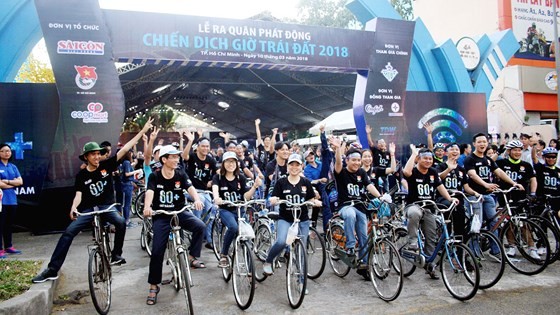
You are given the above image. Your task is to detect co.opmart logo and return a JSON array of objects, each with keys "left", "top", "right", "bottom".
[{"left": 71, "top": 102, "right": 108, "bottom": 123}]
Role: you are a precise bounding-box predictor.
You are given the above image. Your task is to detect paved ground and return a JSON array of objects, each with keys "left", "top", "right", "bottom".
[{"left": 6, "top": 217, "right": 560, "bottom": 314}]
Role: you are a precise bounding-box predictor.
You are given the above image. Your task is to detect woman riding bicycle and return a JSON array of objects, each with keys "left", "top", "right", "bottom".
[
  {"left": 262, "top": 153, "right": 322, "bottom": 276},
  {"left": 212, "top": 151, "right": 262, "bottom": 268},
  {"left": 143, "top": 145, "right": 206, "bottom": 305}
]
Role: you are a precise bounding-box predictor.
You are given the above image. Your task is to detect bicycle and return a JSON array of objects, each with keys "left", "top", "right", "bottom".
[
  {"left": 488, "top": 187, "right": 551, "bottom": 275},
  {"left": 527, "top": 194, "right": 560, "bottom": 263},
  {"left": 152, "top": 205, "right": 195, "bottom": 315},
  {"left": 325, "top": 200, "right": 403, "bottom": 302},
  {"left": 75, "top": 203, "right": 120, "bottom": 315},
  {"left": 219, "top": 199, "right": 265, "bottom": 310},
  {"left": 449, "top": 190, "right": 505, "bottom": 290},
  {"left": 259, "top": 199, "right": 313, "bottom": 309},
  {"left": 397, "top": 200, "right": 480, "bottom": 301}
]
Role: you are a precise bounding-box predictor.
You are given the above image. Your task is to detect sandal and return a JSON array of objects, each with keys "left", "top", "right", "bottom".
[
  {"left": 190, "top": 258, "right": 206, "bottom": 269},
  {"left": 146, "top": 286, "right": 160, "bottom": 305},
  {"left": 218, "top": 255, "right": 229, "bottom": 268}
]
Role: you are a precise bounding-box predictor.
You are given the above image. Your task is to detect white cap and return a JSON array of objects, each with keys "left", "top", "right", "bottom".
[
  {"left": 287, "top": 153, "right": 303, "bottom": 164},
  {"left": 152, "top": 145, "right": 163, "bottom": 155},
  {"left": 159, "top": 145, "right": 182, "bottom": 158},
  {"left": 222, "top": 151, "right": 238, "bottom": 161},
  {"left": 241, "top": 140, "right": 249, "bottom": 148}
]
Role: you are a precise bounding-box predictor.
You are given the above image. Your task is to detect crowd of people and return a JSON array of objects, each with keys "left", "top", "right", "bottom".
[{"left": 20, "top": 116, "right": 559, "bottom": 307}]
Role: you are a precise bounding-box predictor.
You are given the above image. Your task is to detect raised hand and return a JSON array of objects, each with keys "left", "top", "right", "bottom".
[
  {"left": 255, "top": 118, "right": 261, "bottom": 125},
  {"left": 409, "top": 143, "right": 419, "bottom": 155},
  {"left": 389, "top": 142, "right": 396, "bottom": 154},
  {"left": 423, "top": 122, "right": 434, "bottom": 134},
  {"left": 365, "top": 124, "right": 372, "bottom": 134},
  {"left": 184, "top": 129, "right": 195, "bottom": 142}
]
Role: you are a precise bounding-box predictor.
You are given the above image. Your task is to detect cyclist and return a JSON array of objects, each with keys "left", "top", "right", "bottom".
[
  {"left": 361, "top": 144, "right": 397, "bottom": 194},
  {"left": 265, "top": 142, "right": 291, "bottom": 200},
  {"left": 32, "top": 119, "right": 153, "bottom": 283},
  {"left": 183, "top": 131, "right": 218, "bottom": 248},
  {"left": 263, "top": 153, "right": 321, "bottom": 276},
  {"left": 143, "top": 145, "right": 206, "bottom": 305},
  {"left": 403, "top": 146, "right": 459, "bottom": 279},
  {"left": 463, "top": 133, "right": 524, "bottom": 253},
  {"left": 366, "top": 125, "right": 393, "bottom": 192},
  {"left": 534, "top": 146, "right": 559, "bottom": 211},
  {"left": 332, "top": 137, "right": 391, "bottom": 278},
  {"left": 423, "top": 122, "right": 446, "bottom": 168},
  {"left": 435, "top": 143, "right": 480, "bottom": 241},
  {"left": 212, "top": 151, "right": 262, "bottom": 268}
]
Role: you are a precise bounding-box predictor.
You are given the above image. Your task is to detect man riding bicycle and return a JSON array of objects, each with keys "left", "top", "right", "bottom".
[
  {"left": 403, "top": 146, "right": 459, "bottom": 279},
  {"left": 332, "top": 137, "right": 390, "bottom": 279}
]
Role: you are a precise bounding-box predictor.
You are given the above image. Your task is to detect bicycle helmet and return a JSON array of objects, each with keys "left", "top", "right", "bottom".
[
  {"left": 542, "top": 146, "right": 558, "bottom": 156},
  {"left": 434, "top": 143, "right": 445, "bottom": 150},
  {"left": 505, "top": 140, "right": 523, "bottom": 149}
]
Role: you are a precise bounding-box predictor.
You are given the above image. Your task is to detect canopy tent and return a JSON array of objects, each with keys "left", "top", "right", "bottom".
[
  {"left": 308, "top": 108, "right": 356, "bottom": 135},
  {"left": 293, "top": 134, "right": 357, "bottom": 146}
]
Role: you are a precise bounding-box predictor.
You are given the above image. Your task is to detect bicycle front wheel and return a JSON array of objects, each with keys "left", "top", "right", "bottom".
[
  {"left": 368, "top": 239, "right": 403, "bottom": 302},
  {"left": 501, "top": 218, "right": 550, "bottom": 275},
  {"left": 529, "top": 215, "right": 560, "bottom": 263},
  {"left": 465, "top": 230, "right": 505, "bottom": 289},
  {"left": 211, "top": 218, "right": 225, "bottom": 260},
  {"left": 134, "top": 190, "right": 145, "bottom": 219},
  {"left": 178, "top": 251, "right": 194, "bottom": 315},
  {"left": 88, "top": 247, "right": 111, "bottom": 315},
  {"left": 141, "top": 218, "right": 154, "bottom": 256},
  {"left": 440, "top": 242, "right": 479, "bottom": 301},
  {"left": 286, "top": 238, "right": 307, "bottom": 309},
  {"left": 232, "top": 241, "right": 255, "bottom": 310},
  {"left": 307, "top": 226, "right": 326, "bottom": 279},
  {"left": 326, "top": 223, "right": 351, "bottom": 277},
  {"left": 253, "top": 223, "right": 273, "bottom": 282}
]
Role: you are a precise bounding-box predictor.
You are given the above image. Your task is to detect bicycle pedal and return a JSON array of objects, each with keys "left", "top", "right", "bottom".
[{"left": 161, "top": 279, "right": 173, "bottom": 285}]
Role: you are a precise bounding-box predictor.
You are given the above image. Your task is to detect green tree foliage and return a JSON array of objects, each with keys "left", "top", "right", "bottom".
[
  {"left": 123, "top": 105, "right": 178, "bottom": 132},
  {"left": 390, "top": 0, "right": 414, "bottom": 21},
  {"left": 296, "top": 0, "right": 360, "bottom": 28},
  {"left": 296, "top": 0, "right": 414, "bottom": 28},
  {"left": 14, "top": 53, "right": 55, "bottom": 83}
]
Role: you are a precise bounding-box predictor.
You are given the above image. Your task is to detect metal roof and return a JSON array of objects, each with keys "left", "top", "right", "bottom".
[{"left": 119, "top": 63, "right": 356, "bottom": 138}]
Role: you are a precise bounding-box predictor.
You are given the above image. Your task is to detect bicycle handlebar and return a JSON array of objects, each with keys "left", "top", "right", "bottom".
[
  {"left": 152, "top": 204, "right": 194, "bottom": 216},
  {"left": 412, "top": 199, "right": 457, "bottom": 213},
  {"left": 448, "top": 190, "right": 483, "bottom": 203},
  {"left": 274, "top": 200, "right": 316, "bottom": 208},
  {"left": 492, "top": 186, "right": 518, "bottom": 194},
  {"left": 75, "top": 203, "right": 120, "bottom": 216},
  {"left": 219, "top": 199, "right": 267, "bottom": 208}
]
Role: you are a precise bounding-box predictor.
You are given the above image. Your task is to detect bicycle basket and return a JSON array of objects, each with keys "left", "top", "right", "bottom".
[
  {"left": 238, "top": 220, "right": 255, "bottom": 239},
  {"left": 370, "top": 198, "right": 392, "bottom": 218}
]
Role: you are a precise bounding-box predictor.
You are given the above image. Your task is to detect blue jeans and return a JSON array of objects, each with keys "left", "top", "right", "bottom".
[
  {"left": 148, "top": 211, "right": 205, "bottom": 285},
  {"left": 120, "top": 183, "right": 134, "bottom": 223},
  {"left": 188, "top": 192, "right": 216, "bottom": 243},
  {"left": 317, "top": 183, "right": 333, "bottom": 232},
  {"left": 339, "top": 206, "right": 368, "bottom": 262},
  {"left": 265, "top": 219, "right": 310, "bottom": 263},
  {"left": 47, "top": 205, "right": 125, "bottom": 272},
  {"left": 472, "top": 194, "right": 500, "bottom": 253},
  {"left": 219, "top": 209, "right": 244, "bottom": 256}
]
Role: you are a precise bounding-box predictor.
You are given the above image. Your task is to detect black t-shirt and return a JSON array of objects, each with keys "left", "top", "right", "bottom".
[
  {"left": 404, "top": 167, "right": 442, "bottom": 204},
  {"left": 74, "top": 155, "right": 119, "bottom": 211},
  {"left": 496, "top": 158, "right": 535, "bottom": 201},
  {"left": 334, "top": 167, "right": 372, "bottom": 213},
  {"left": 371, "top": 147, "right": 391, "bottom": 169},
  {"left": 243, "top": 155, "right": 254, "bottom": 170},
  {"left": 463, "top": 153, "right": 498, "bottom": 195},
  {"left": 265, "top": 159, "right": 287, "bottom": 195},
  {"left": 436, "top": 163, "right": 467, "bottom": 191},
  {"left": 212, "top": 173, "right": 249, "bottom": 212},
  {"left": 256, "top": 144, "right": 274, "bottom": 170},
  {"left": 147, "top": 170, "right": 193, "bottom": 210},
  {"left": 363, "top": 166, "right": 386, "bottom": 194},
  {"left": 185, "top": 152, "right": 217, "bottom": 190},
  {"left": 534, "top": 163, "right": 560, "bottom": 196},
  {"left": 271, "top": 176, "right": 315, "bottom": 222}
]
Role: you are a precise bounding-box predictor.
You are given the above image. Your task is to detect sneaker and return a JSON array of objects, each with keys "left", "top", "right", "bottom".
[
  {"left": 5, "top": 247, "right": 22, "bottom": 254},
  {"left": 32, "top": 268, "right": 59, "bottom": 283},
  {"left": 204, "top": 243, "right": 214, "bottom": 250},
  {"left": 506, "top": 247, "right": 516, "bottom": 257},
  {"left": 529, "top": 249, "right": 541, "bottom": 260},
  {"left": 111, "top": 255, "right": 127, "bottom": 265},
  {"left": 345, "top": 248, "right": 356, "bottom": 256},
  {"left": 537, "top": 247, "right": 547, "bottom": 255},
  {"left": 356, "top": 268, "right": 371, "bottom": 281},
  {"left": 218, "top": 255, "right": 229, "bottom": 268},
  {"left": 406, "top": 242, "right": 419, "bottom": 252},
  {"left": 263, "top": 262, "right": 273, "bottom": 276},
  {"left": 0, "top": 250, "right": 6, "bottom": 259}
]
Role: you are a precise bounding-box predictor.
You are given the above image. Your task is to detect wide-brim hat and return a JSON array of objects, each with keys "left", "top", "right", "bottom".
[{"left": 79, "top": 142, "right": 106, "bottom": 161}]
